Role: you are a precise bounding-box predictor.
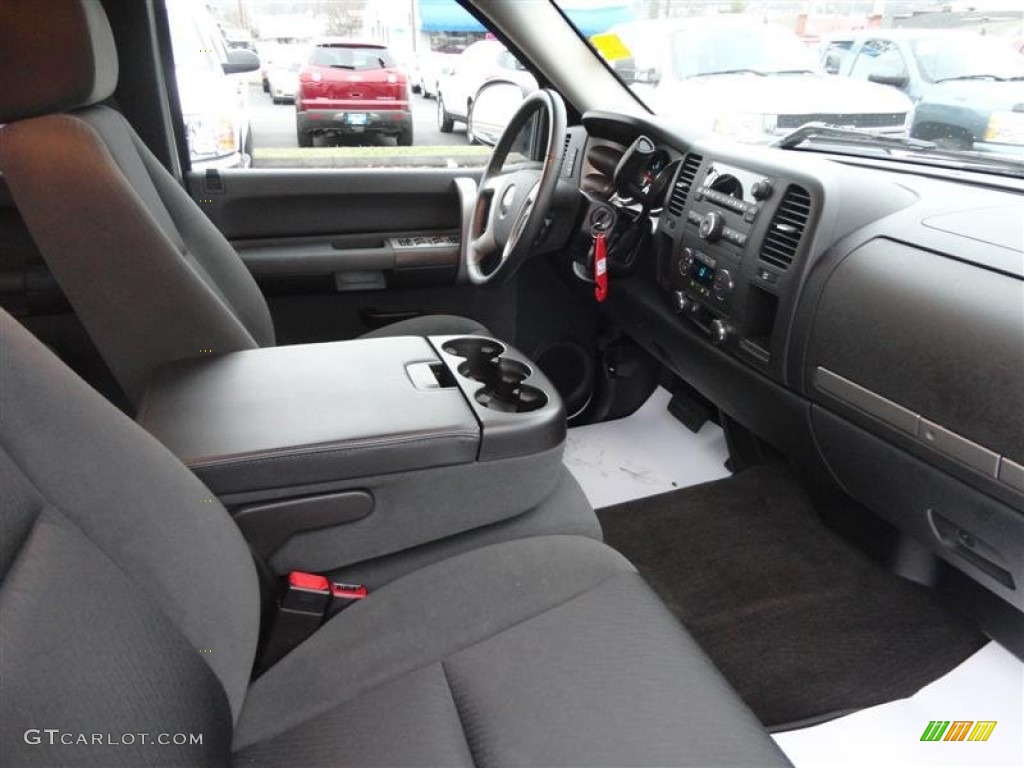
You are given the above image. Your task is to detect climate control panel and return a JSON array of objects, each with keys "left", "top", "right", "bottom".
[
  {"left": 667, "top": 245, "right": 738, "bottom": 345},
  {"left": 677, "top": 247, "right": 735, "bottom": 304},
  {"left": 659, "top": 159, "right": 774, "bottom": 347}
]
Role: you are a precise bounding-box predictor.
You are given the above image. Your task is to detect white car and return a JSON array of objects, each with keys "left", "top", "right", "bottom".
[
  {"left": 266, "top": 46, "right": 307, "bottom": 104},
  {"left": 167, "top": 0, "right": 258, "bottom": 169},
  {"left": 608, "top": 18, "right": 913, "bottom": 144},
  {"left": 412, "top": 51, "right": 459, "bottom": 99},
  {"left": 436, "top": 40, "right": 535, "bottom": 135},
  {"left": 465, "top": 78, "right": 535, "bottom": 146}
]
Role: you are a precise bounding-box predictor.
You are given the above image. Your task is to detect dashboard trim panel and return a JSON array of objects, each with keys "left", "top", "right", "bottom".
[{"left": 815, "top": 367, "right": 919, "bottom": 437}]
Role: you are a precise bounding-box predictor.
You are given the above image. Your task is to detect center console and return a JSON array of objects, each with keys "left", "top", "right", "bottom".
[
  {"left": 657, "top": 152, "right": 816, "bottom": 377},
  {"left": 137, "top": 335, "right": 565, "bottom": 572}
]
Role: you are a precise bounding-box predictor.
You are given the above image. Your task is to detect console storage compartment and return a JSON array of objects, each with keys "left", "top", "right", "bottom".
[{"left": 137, "top": 335, "right": 566, "bottom": 570}]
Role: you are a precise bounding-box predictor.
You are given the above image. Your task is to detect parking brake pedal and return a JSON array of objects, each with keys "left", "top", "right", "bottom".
[{"left": 668, "top": 389, "right": 714, "bottom": 434}]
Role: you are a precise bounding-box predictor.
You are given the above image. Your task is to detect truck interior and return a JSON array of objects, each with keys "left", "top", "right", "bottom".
[{"left": 1, "top": 1, "right": 1021, "bottom": 766}]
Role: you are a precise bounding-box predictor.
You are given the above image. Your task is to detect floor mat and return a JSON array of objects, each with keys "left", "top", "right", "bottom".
[
  {"left": 597, "top": 463, "right": 987, "bottom": 727},
  {"left": 564, "top": 387, "right": 730, "bottom": 508}
]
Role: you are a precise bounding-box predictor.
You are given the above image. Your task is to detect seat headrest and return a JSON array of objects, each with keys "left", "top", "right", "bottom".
[{"left": 0, "top": 0, "right": 119, "bottom": 123}]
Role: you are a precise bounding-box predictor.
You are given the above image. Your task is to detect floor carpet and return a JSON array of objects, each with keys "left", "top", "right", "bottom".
[{"left": 597, "top": 463, "right": 987, "bottom": 728}]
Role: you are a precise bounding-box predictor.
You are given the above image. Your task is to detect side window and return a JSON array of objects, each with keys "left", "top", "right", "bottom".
[
  {"left": 821, "top": 42, "right": 851, "bottom": 75},
  {"left": 164, "top": 0, "right": 530, "bottom": 172},
  {"left": 850, "top": 40, "right": 907, "bottom": 82}
]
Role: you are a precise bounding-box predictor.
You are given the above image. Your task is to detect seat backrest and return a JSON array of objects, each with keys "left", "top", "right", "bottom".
[
  {"left": 0, "top": 0, "right": 274, "bottom": 406},
  {"left": 0, "top": 308, "right": 260, "bottom": 765}
]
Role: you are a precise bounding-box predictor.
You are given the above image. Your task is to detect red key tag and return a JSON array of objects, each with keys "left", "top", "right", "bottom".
[{"left": 594, "top": 232, "right": 608, "bottom": 303}]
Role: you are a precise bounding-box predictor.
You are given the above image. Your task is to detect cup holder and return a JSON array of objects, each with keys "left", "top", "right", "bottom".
[
  {"left": 462, "top": 357, "right": 545, "bottom": 412},
  {"left": 442, "top": 337, "right": 548, "bottom": 413},
  {"left": 442, "top": 338, "right": 506, "bottom": 363},
  {"left": 475, "top": 384, "right": 548, "bottom": 413},
  {"left": 457, "top": 357, "right": 530, "bottom": 385}
]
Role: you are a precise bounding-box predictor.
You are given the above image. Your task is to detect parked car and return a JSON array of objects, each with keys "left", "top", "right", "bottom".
[
  {"left": 222, "top": 26, "right": 255, "bottom": 52},
  {"left": 436, "top": 40, "right": 535, "bottom": 134},
  {"left": 830, "top": 30, "right": 1024, "bottom": 153},
  {"left": 412, "top": 50, "right": 460, "bottom": 99},
  {"left": 167, "top": 0, "right": 258, "bottom": 169},
  {"left": 258, "top": 41, "right": 283, "bottom": 93},
  {"left": 466, "top": 78, "right": 535, "bottom": 145},
  {"left": 819, "top": 36, "right": 855, "bottom": 75},
  {"left": 266, "top": 45, "right": 306, "bottom": 104},
  {"left": 606, "top": 18, "right": 913, "bottom": 144},
  {"left": 295, "top": 39, "right": 413, "bottom": 147}
]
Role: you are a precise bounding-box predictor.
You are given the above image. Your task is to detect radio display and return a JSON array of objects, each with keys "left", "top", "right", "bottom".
[{"left": 690, "top": 259, "right": 716, "bottom": 286}]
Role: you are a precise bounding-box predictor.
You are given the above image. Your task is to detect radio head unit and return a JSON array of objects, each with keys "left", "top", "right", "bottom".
[{"left": 700, "top": 162, "right": 775, "bottom": 209}]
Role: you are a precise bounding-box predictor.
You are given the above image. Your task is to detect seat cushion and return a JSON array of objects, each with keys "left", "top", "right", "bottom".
[
  {"left": 359, "top": 314, "right": 489, "bottom": 340},
  {"left": 234, "top": 535, "right": 790, "bottom": 767}
]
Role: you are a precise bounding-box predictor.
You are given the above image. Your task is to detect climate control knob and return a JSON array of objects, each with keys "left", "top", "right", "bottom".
[
  {"left": 751, "top": 180, "right": 774, "bottom": 200},
  {"left": 712, "top": 269, "right": 734, "bottom": 302},
  {"left": 672, "top": 290, "right": 691, "bottom": 314},
  {"left": 677, "top": 247, "right": 695, "bottom": 275},
  {"left": 698, "top": 212, "right": 724, "bottom": 242}
]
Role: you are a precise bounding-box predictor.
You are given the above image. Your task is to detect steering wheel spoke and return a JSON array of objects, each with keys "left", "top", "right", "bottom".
[
  {"left": 504, "top": 181, "right": 540, "bottom": 257},
  {"left": 471, "top": 230, "right": 497, "bottom": 261},
  {"left": 478, "top": 174, "right": 503, "bottom": 195}
]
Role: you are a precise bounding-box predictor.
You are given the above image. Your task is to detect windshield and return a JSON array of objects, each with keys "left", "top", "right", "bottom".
[
  {"left": 671, "top": 25, "right": 819, "bottom": 79},
  {"left": 556, "top": 0, "right": 1024, "bottom": 172},
  {"left": 911, "top": 36, "right": 1024, "bottom": 82},
  {"left": 166, "top": 0, "right": 225, "bottom": 74}
]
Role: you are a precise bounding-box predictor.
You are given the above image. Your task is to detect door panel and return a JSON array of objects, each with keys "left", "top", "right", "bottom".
[
  {"left": 185, "top": 166, "right": 497, "bottom": 342},
  {"left": 189, "top": 168, "right": 473, "bottom": 239}
]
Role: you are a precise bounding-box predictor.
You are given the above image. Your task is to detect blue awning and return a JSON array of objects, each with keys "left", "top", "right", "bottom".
[
  {"left": 563, "top": 5, "right": 635, "bottom": 36},
  {"left": 419, "top": 0, "right": 481, "bottom": 33},
  {"left": 418, "top": 1, "right": 635, "bottom": 37}
]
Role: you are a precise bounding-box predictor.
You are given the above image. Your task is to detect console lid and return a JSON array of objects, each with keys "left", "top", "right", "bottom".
[{"left": 137, "top": 337, "right": 480, "bottom": 495}]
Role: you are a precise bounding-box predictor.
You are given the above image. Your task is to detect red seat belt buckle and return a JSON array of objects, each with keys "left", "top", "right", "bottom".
[
  {"left": 330, "top": 582, "right": 368, "bottom": 600},
  {"left": 260, "top": 572, "right": 369, "bottom": 671},
  {"left": 593, "top": 232, "right": 608, "bottom": 302},
  {"left": 289, "top": 571, "right": 330, "bottom": 592},
  {"left": 282, "top": 571, "right": 331, "bottom": 614},
  {"left": 328, "top": 581, "right": 368, "bottom": 617}
]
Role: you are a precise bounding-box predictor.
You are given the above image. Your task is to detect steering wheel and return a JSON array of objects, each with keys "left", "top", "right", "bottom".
[{"left": 464, "top": 88, "right": 567, "bottom": 285}]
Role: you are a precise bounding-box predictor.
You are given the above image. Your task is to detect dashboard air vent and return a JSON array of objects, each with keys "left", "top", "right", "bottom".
[
  {"left": 667, "top": 153, "right": 702, "bottom": 216},
  {"left": 759, "top": 185, "right": 811, "bottom": 271},
  {"left": 560, "top": 132, "right": 576, "bottom": 177}
]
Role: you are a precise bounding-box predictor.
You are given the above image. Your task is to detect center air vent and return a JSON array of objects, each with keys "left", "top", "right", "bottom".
[
  {"left": 759, "top": 185, "right": 811, "bottom": 271},
  {"left": 667, "top": 153, "right": 702, "bottom": 216}
]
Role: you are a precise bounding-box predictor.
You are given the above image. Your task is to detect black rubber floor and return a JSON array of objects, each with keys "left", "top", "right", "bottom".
[{"left": 597, "top": 463, "right": 986, "bottom": 728}]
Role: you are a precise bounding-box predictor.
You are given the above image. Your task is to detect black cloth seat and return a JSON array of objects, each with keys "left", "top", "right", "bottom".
[
  {"left": 0, "top": 0, "right": 486, "bottom": 407},
  {"left": 0, "top": 309, "right": 790, "bottom": 767}
]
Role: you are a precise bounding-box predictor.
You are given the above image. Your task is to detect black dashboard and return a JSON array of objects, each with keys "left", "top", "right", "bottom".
[{"left": 568, "top": 110, "right": 1024, "bottom": 635}]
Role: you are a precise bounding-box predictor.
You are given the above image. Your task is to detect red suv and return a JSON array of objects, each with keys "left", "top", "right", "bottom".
[{"left": 296, "top": 40, "right": 413, "bottom": 147}]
